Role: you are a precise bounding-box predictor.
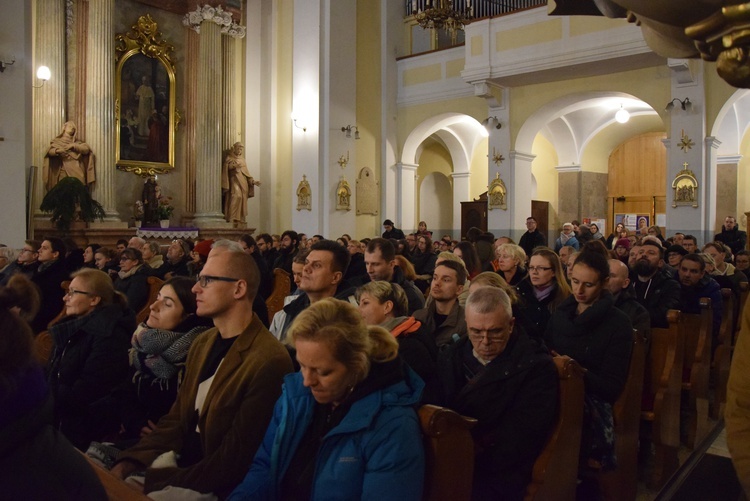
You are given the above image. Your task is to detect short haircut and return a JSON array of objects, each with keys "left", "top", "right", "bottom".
[
  {"left": 44, "top": 237, "right": 66, "bottom": 257},
  {"left": 257, "top": 233, "right": 273, "bottom": 246},
  {"left": 145, "top": 241, "right": 161, "bottom": 255},
  {"left": 356, "top": 281, "right": 409, "bottom": 318},
  {"left": 469, "top": 271, "right": 519, "bottom": 304},
  {"left": 129, "top": 236, "right": 146, "bottom": 247},
  {"left": 116, "top": 239, "right": 129, "bottom": 247},
  {"left": 310, "top": 240, "right": 351, "bottom": 275},
  {"left": 683, "top": 234, "right": 698, "bottom": 244},
  {"left": 0, "top": 247, "right": 19, "bottom": 262},
  {"left": 435, "top": 259, "right": 467, "bottom": 285},
  {"left": 293, "top": 248, "right": 310, "bottom": 265},
  {"left": 120, "top": 247, "right": 144, "bottom": 263},
  {"left": 281, "top": 230, "right": 298, "bottom": 245},
  {"left": 366, "top": 238, "right": 396, "bottom": 262},
  {"left": 24, "top": 240, "right": 41, "bottom": 251},
  {"left": 313, "top": 234, "right": 324, "bottom": 240},
  {"left": 239, "top": 234, "right": 256, "bottom": 248},
  {"left": 496, "top": 243, "right": 527, "bottom": 266},
  {"left": 640, "top": 239, "right": 664, "bottom": 259},
  {"left": 466, "top": 286, "right": 512, "bottom": 318},
  {"left": 703, "top": 241, "right": 728, "bottom": 254},
  {"left": 211, "top": 244, "right": 260, "bottom": 301},
  {"left": 684, "top": 253, "right": 707, "bottom": 271},
  {"left": 737, "top": 250, "right": 750, "bottom": 258},
  {"left": 527, "top": 217, "right": 537, "bottom": 222}
]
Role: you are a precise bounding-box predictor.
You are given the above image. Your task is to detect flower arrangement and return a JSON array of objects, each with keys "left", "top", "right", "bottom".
[{"left": 156, "top": 196, "right": 174, "bottom": 220}]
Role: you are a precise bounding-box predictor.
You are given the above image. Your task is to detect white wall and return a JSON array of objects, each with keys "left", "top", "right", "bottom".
[
  {"left": 419, "top": 172, "right": 452, "bottom": 234},
  {"left": 0, "top": 0, "right": 32, "bottom": 247}
]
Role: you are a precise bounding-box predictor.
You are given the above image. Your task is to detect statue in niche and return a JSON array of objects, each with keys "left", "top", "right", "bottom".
[
  {"left": 43, "top": 121, "right": 95, "bottom": 193},
  {"left": 297, "top": 175, "right": 312, "bottom": 211},
  {"left": 141, "top": 176, "right": 161, "bottom": 224},
  {"left": 336, "top": 177, "right": 352, "bottom": 211},
  {"left": 222, "top": 142, "right": 261, "bottom": 223}
]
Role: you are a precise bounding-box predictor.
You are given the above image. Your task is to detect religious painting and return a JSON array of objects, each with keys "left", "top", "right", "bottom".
[
  {"left": 336, "top": 177, "right": 351, "bottom": 211},
  {"left": 115, "top": 15, "right": 177, "bottom": 177},
  {"left": 488, "top": 172, "right": 507, "bottom": 210},
  {"left": 672, "top": 163, "right": 699, "bottom": 208},
  {"left": 297, "top": 175, "right": 312, "bottom": 211}
]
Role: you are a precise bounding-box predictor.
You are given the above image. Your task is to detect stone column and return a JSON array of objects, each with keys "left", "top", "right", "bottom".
[
  {"left": 184, "top": 29, "right": 200, "bottom": 218},
  {"left": 397, "top": 162, "right": 418, "bottom": 232},
  {"left": 222, "top": 35, "right": 239, "bottom": 153},
  {"left": 32, "top": 0, "right": 66, "bottom": 218},
  {"left": 193, "top": 20, "right": 229, "bottom": 227},
  {"left": 86, "top": 0, "right": 122, "bottom": 223},
  {"left": 451, "top": 171, "right": 471, "bottom": 233},
  {"left": 508, "top": 151, "right": 536, "bottom": 241}
]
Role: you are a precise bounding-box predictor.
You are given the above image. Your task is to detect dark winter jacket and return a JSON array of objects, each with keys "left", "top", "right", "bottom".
[
  {"left": 715, "top": 227, "right": 748, "bottom": 255},
  {"left": 114, "top": 264, "right": 151, "bottom": 313},
  {"left": 631, "top": 268, "right": 681, "bottom": 329},
  {"left": 31, "top": 258, "right": 70, "bottom": 333},
  {"left": 514, "top": 278, "right": 566, "bottom": 342},
  {"left": 679, "top": 274, "right": 723, "bottom": 340}
]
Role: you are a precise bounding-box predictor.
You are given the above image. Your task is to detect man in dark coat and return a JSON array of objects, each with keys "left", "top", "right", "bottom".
[
  {"left": 364, "top": 238, "right": 424, "bottom": 314},
  {"left": 608, "top": 259, "right": 651, "bottom": 348},
  {"left": 31, "top": 237, "right": 70, "bottom": 333},
  {"left": 153, "top": 239, "right": 191, "bottom": 280},
  {"left": 0, "top": 240, "right": 39, "bottom": 286},
  {"left": 677, "top": 254, "right": 723, "bottom": 340},
  {"left": 715, "top": 215, "right": 747, "bottom": 255},
  {"left": 437, "top": 287, "right": 558, "bottom": 500},
  {"left": 630, "top": 240, "right": 681, "bottom": 328},
  {"left": 518, "top": 217, "right": 546, "bottom": 259}
]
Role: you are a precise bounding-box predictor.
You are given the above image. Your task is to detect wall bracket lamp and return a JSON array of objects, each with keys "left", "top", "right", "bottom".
[
  {"left": 32, "top": 66, "right": 51, "bottom": 88},
  {"left": 341, "top": 125, "right": 359, "bottom": 139},
  {"left": 481, "top": 116, "right": 502, "bottom": 130},
  {"left": 665, "top": 97, "right": 692, "bottom": 112},
  {"left": 0, "top": 56, "right": 15, "bottom": 72},
  {"left": 293, "top": 118, "right": 306, "bottom": 132}
]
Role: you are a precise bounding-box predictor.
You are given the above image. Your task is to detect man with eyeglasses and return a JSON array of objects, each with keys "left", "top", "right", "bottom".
[
  {"left": 153, "top": 239, "right": 191, "bottom": 279},
  {"left": 436, "top": 287, "right": 558, "bottom": 500},
  {"left": 0, "top": 240, "right": 39, "bottom": 286},
  {"left": 31, "top": 237, "right": 70, "bottom": 333},
  {"left": 113, "top": 240, "right": 292, "bottom": 497}
]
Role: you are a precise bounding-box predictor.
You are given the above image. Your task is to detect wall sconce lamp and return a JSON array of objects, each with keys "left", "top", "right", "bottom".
[
  {"left": 33, "top": 66, "right": 51, "bottom": 88},
  {"left": 665, "top": 97, "right": 692, "bottom": 112},
  {"left": 481, "top": 116, "right": 502, "bottom": 130},
  {"left": 0, "top": 56, "right": 15, "bottom": 72},
  {"left": 341, "top": 125, "right": 359, "bottom": 139},
  {"left": 615, "top": 104, "right": 630, "bottom": 124},
  {"left": 292, "top": 118, "right": 306, "bottom": 132}
]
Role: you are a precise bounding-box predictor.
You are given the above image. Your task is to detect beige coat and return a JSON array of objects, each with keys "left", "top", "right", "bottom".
[
  {"left": 119, "top": 314, "right": 293, "bottom": 497},
  {"left": 726, "top": 298, "right": 750, "bottom": 496}
]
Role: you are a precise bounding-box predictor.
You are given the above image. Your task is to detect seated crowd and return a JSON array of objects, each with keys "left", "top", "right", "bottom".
[{"left": 0, "top": 214, "right": 747, "bottom": 500}]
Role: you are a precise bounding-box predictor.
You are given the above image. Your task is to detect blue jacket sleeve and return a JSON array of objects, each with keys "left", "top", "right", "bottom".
[{"left": 361, "top": 407, "right": 425, "bottom": 501}]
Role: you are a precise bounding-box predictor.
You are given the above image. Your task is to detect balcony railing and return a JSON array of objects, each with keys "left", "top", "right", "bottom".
[{"left": 405, "top": 0, "right": 547, "bottom": 21}]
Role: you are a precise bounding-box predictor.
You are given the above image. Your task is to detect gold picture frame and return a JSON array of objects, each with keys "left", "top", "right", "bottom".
[{"left": 115, "top": 15, "right": 176, "bottom": 177}]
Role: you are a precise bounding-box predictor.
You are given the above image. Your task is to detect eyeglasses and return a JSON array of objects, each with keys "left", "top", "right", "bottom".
[
  {"left": 195, "top": 275, "right": 240, "bottom": 287},
  {"left": 20, "top": 249, "right": 34, "bottom": 254},
  {"left": 66, "top": 288, "right": 92, "bottom": 297},
  {"left": 528, "top": 266, "right": 552, "bottom": 273},
  {"left": 468, "top": 333, "right": 506, "bottom": 345}
]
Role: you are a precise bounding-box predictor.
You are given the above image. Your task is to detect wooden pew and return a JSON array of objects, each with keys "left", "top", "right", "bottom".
[
  {"left": 419, "top": 404, "right": 477, "bottom": 501},
  {"left": 680, "top": 298, "right": 712, "bottom": 448},
  {"left": 524, "top": 358, "right": 585, "bottom": 501},
  {"left": 598, "top": 329, "right": 645, "bottom": 501},
  {"left": 641, "top": 309, "right": 683, "bottom": 490},
  {"left": 711, "top": 288, "right": 734, "bottom": 419},
  {"left": 135, "top": 276, "right": 163, "bottom": 325},
  {"left": 265, "top": 268, "right": 291, "bottom": 321},
  {"left": 738, "top": 282, "right": 749, "bottom": 337},
  {"left": 81, "top": 452, "right": 150, "bottom": 501},
  {"left": 34, "top": 280, "right": 71, "bottom": 367}
]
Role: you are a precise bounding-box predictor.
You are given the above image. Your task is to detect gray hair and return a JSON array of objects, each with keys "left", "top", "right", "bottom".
[
  {"left": 0, "top": 247, "right": 19, "bottom": 263},
  {"left": 145, "top": 241, "right": 161, "bottom": 255},
  {"left": 466, "top": 286, "right": 512, "bottom": 318},
  {"left": 211, "top": 239, "right": 244, "bottom": 253}
]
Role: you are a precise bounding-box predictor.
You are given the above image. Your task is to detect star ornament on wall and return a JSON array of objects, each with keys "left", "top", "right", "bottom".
[
  {"left": 679, "top": 130, "right": 695, "bottom": 152},
  {"left": 492, "top": 147, "right": 505, "bottom": 166}
]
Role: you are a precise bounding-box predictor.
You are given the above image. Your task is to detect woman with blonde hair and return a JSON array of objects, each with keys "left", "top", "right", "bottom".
[
  {"left": 357, "top": 281, "right": 437, "bottom": 398},
  {"left": 48, "top": 268, "right": 136, "bottom": 449},
  {"left": 495, "top": 243, "right": 527, "bottom": 286},
  {"left": 230, "top": 298, "right": 424, "bottom": 500},
  {"left": 515, "top": 248, "right": 571, "bottom": 341},
  {"left": 468, "top": 271, "right": 519, "bottom": 304}
]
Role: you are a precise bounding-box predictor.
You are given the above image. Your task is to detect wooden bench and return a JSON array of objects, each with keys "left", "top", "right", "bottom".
[
  {"left": 81, "top": 452, "right": 150, "bottom": 500},
  {"left": 711, "top": 288, "right": 734, "bottom": 419},
  {"left": 598, "top": 329, "right": 646, "bottom": 501},
  {"left": 641, "top": 309, "right": 683, "bottom": 490},
  {"left": 419, "top": 404, "right": 477, "bottom": 501},
  {"left": 680, "top": 298, "right": 712, "bottom": 447},
  {"left": 135, "top": 276, "right": 163, "bottom": 325},
  {"left": 265, "top": 268, "right": 291, "bottom": 321},
  {"left": 524, "top": 358, "right": 585, "bottom": 501}
]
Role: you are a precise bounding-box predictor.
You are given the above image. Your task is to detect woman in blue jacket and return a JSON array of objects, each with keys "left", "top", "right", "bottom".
[{"left": 229, "top": 298, "right": 425, "bottom": 501}]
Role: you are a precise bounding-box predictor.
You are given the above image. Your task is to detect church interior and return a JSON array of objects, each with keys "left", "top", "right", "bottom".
[{"left": 2, "top": 0, "right": 749, "bottom": 248}]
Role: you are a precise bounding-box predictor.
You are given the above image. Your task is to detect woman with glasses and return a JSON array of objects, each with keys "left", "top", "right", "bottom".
[
  {"left": 494, "top": 243, "right": 527, "bottom": 286},
  {"left": 544, "top": 248, "right": 633, "bottom": 492},
  {"left": 515, "top": 248, "right": 571, "bottom": 342},
  {"left": 113, "top": 247, "right": 150, "bottom": 313},
  {"left": 229, "top": 298, "right": 425, "bottom": 500},
  {"left": 47, "top": 268, "right": 136, "bottom": 449}
]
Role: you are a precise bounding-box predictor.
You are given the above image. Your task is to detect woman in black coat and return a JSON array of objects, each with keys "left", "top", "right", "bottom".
[
  {"left": 544, "top": 248, "right": 632, "bottom": 482},
  {"left": 48, "top": 268, "right": 136, "bottom": 449},
  {"left": 113, "top": 247, "right": 151, "bottom": 313},
  {"left": 411, "top": 234, "right": 438, "bottom": 293}
]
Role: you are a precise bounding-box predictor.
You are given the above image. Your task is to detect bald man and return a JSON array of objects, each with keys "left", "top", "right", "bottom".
[{"left": 608, "top": 259, "right": 650, "bottom": 347}]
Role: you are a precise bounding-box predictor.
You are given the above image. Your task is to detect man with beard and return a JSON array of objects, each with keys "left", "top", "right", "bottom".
[
  {"left": 256, "top": 233, "right": 279, "bottom": 271},
  {"left": 631, "top": 240, "right": 680, "bottom": 328},
  {"left": 715, "top": 216, "right": 747, "bottom": 256},
  {"left": 272, "top": 230, "right": 299, "bottom": 281}
]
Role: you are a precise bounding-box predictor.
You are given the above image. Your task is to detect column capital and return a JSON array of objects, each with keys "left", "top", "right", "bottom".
[
  {"left": 451, "top": 171, "right": 471, "bottom": 179},
  {"left": 397, "top": 162, "right": 418, "bottom": 172},
  {"left": 705, "top": 136, "right": 722, "bottom": 150},
  {"left": 717, "top": 154, "right": 742, "bottom": 164},
  {"left": 555, "top": 164, "right": 581, "bottom": 173},
  {"left": 510, "top": 150, "right": 536, "bottom": 163},
  {"left": 183, "top": 5, "right": 246, "bottom": 38}
]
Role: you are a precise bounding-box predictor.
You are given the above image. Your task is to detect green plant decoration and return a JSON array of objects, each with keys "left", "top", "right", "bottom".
[{"left": 40, "top": 177, "right": 106, "bottom": 232}]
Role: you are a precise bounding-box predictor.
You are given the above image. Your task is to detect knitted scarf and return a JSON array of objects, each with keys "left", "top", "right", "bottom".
[{"left": 129, "top": 322, "right": 208, "bottom": 382}]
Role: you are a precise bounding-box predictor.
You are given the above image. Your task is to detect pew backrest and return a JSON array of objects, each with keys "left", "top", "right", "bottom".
[
  {"left": 135, "top": 276, "right": 163, "bottom": 325},
  {"left": 266, "top": 268, "right": 291, "bottom": 321}
]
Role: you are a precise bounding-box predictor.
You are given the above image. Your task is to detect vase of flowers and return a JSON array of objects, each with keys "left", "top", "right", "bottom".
[{"left": 156, "top": 196, "right": 174, "bottom": 228}]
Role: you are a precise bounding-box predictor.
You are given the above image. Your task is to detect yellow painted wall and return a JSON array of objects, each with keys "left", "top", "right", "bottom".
[
  {"left": 569, "top": 16, "right": 628, "bottom": 36},
  {"left": 417, "top": 140, "right": 453, "bottom": 215},
  {"left": 704, "top": 61, "right": 739, "bottom": 135},
  {"left": 496, "top": 19, "right": 562, "bottom": 51},
  {"left": 531, "top": 134, "right": 559, "bottom": 225},
  {"left": 274, "top": 0, "right": 294, "bottom": 230},
  {"left": 739, "top": 128, "right": 750, "bottom": 227},
  {"left": 397, "top": 96, "right": 487, "bottom": 151},
  {"left": 356, "top": 0, "right": 383, "bottom": 238},
  {"left": 470, "top": 137, "right": 489, "bottom": 200}
]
